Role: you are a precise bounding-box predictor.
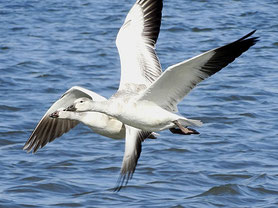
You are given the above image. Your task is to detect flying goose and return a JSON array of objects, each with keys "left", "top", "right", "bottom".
[
  {"left": 66, "top": 0, "right": 258, "bottom": 190},
  {"left": 24, "top": 86, "right": 124, "bottom": 153},
  {"left": 25, "top": 0, "right": 172, "bottom": 191},
  {"left": 24, "top": 85, "right": 164, "bottom": 153}
]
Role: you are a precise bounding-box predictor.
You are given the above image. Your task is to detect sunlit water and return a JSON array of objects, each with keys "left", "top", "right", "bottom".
[{"left": 1, "top": 0, "right": 278, "bottom": 207}]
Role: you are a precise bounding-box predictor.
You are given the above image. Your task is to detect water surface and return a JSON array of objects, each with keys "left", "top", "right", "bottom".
[{"left": 1, "top": 0, "right": 278, "bottom": 207}]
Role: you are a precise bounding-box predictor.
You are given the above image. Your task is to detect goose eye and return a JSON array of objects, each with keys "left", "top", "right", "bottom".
[{"left": 80, "top": 100, "right": 84, "bottom": 103}]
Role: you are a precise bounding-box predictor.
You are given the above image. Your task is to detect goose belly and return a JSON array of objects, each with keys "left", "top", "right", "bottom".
[
  {"left": 116, "top": 102, "right": 175, "bottom": 132},
  {"left": 91, "top": 126, "right": 125, "bottom": 139},
  {"left": 81, "top": 112, "right": 125, "bottom": 139}
]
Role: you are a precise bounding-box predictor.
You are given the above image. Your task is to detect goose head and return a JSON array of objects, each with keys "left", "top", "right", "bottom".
[
  {"left": 49, "top": 107, "right": 77, "bottom": 119},
  {"left": 66, "top": 97, "right": 93, "bottom": 112}
]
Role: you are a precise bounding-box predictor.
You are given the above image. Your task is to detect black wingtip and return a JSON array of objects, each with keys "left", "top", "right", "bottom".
[
  {"left": 218, "top": 29, "right": 259, "bottom": 55},
  {"left": 113, "top": 172, "right": 134, "bottom": 192},
  {"left": 237, "top": 30, "right": 259, "bottom": 43},
  {"left": 239, "top": 30, "right": 256, "bottom": 40},
  {"left": 113, "top": 175, "right": 125, "bottom": 192}
]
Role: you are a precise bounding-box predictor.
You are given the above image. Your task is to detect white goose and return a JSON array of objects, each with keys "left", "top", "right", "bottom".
[
  {"left": 25, "top": 0, "right": 172, "bottom": 190},
  {"left": 67, "top": 0, "right": 258, "bottom": 190},
  {"left": 23, "top": 86, "right": 124, "bottom": 153},
  {"left": 24, "top": 84, "right": 169, "bottom": 153},
  {"left": 23, "top": 0, "right": 165, "bottom": 155}
]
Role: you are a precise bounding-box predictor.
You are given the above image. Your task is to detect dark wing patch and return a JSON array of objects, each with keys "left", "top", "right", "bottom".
[
  {"left": 23, "top": 86, "right": 97, "bottom": 153},
  {"left": 200, "top": 30, "right": 259, "bottom": 77},
  {"left": 114, "top": 130, "right": 152, "bottom": 192},
  {"left": 138, "top": 0, "right": 163, "bottom": 83},
  {"left": 23, "top": 116, "right": 79, "bottom": 153},
  {"left": 138, "top": 0, "right": 163, "bottom": 46}
]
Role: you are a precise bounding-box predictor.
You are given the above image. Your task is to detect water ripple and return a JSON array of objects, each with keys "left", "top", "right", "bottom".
[{"left": 1, "top": 0, "right": 277, "bottom": 207}]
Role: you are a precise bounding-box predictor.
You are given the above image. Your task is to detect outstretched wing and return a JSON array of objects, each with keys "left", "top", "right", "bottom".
[
  {"left": 116, "top": 0, "right": 163, "bottom": 90},
  {"left": 138, "top": 30, "right": 258, "bottom": 112},
  {"left": 114, "top": 125, "right": 152, "bottom": 191},
  {"left": 23, "top": 86, "right": 107, "bottom": 153}
]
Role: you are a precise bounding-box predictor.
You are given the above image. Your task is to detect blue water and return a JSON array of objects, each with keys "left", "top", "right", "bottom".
[{"left": 1, "top": 0, "right": 278, "bottom": 207}]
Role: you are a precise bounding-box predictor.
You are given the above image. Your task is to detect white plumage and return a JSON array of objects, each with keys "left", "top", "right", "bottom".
[{"left": 67, "top": 0, "right": 258, "bottom": 191}]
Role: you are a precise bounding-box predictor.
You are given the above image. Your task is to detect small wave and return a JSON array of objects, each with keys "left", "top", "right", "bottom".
[
  {"left": 21, "top": 176, "right": 44, "bottom": 183},
  {"left": 51, "top": 202, "right": 82, "bottom": 207},
  {"left": 35, "top": 182, "right": 83, "bottom": 194},
  {"left": 193, "top": 184, "right": 241, "bottom": 197},
  {"left": 0, "top": 130, "right": 25, "bottom": 136},
  {"left": 220, "top": 95, "right": 257, "bottom": 102},
  {"left": 147, "top": 180, "right": 171, "bottom": 185},
  {"left": 11, "top": 27, "right": 27, "bottom": 31},
  {"left": 16, "top": 61, "right": 38, "bottom": 66},
  {"left": 250, "top": 186, "right": 278, "bottom": 195},
  {"left": 192, "top": 27, "right": 213, "bottom": 32},
  {"left": 209, "top": 173, "right": 251, "bottom": 181},
  {"left": 5, "top": 185, "right": 39, "bottom": 194},
  {"left": 240, "top": 11, "right": 258, "bottom": 17},
  {"left": 0, "top": 138, "right": 18, "bottom": 146},
  {"left": 0, "top": 105, "right": 21, "bottom": 111},
  {"left": 167, "top": 26, "right": 186, "bottom": 32},
  {"left": 0, "top": 46, "right": 10, "bottom": 50},
  {"left": 164, "top": 147, "right": 191, "bottom": 153},
  {"left": 239, "top": 113, "right": 257, "bottom": 118}
]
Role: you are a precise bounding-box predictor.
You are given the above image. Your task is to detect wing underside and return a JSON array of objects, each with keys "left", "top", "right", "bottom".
[
  {"left": 114, "top": 125, "right": 152, "bottom": 191},
  {"left": 138, "top": 30, "right": 258, "bottom": 112},
  {"left": 24, "top": 86, "right": 107, "bottom": 153},
  {"left": 116, "top": 0, "right": 163, "bottom": 90}
]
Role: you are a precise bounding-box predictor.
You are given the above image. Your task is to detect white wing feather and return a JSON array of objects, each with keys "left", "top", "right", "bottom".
[
  {"left": 138, "top": 31, "right": 258, "bottom": 112},
  {"left": 114, "top": 125, "right": 152, "bottom": 191},
  {"left": 24, "top": 86, "right": 107, "bottom": 153},
  {"left": 116, "top": 0, "right": 163, "bottom": 90}
]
